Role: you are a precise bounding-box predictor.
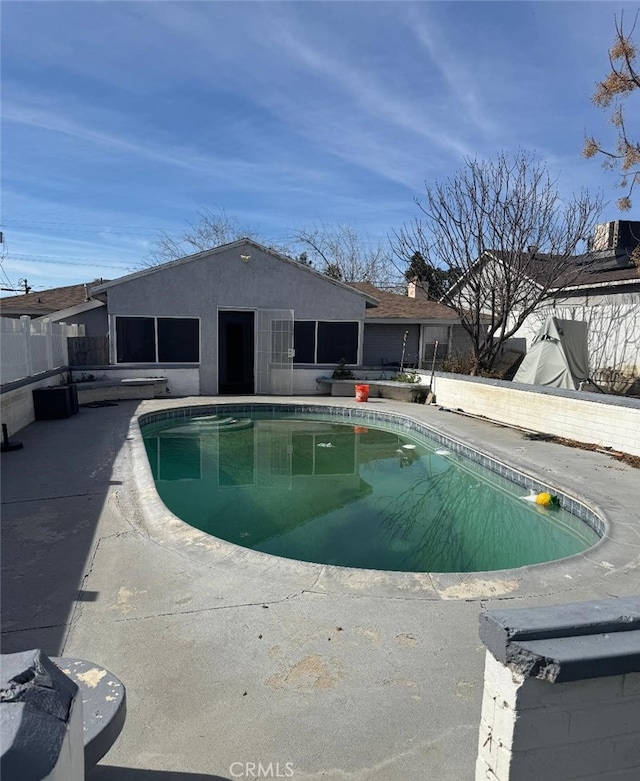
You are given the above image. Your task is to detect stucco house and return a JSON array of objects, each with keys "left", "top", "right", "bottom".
[
  {"left": 88, "top": 239, "right": 379, "bottom": 395},
  {"left": 2, "top": 239, "right": 470, "bottom": 396}
]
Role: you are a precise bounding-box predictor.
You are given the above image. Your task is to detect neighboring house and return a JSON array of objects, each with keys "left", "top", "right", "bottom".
[
  {"left": 0, "top": 281, "right": 108, "bottom": 337},
  {"left": 512, "top": 221, "right": 640, "bottom": 391},
  {"left": 349, "top": 282, "right": 469, "bottom": 368},
  {"left": 89, "top": 239, "right": 378, "bottom": 395},
  {"left": 441, "top": 220, "right": 640, "bottom": 390}
]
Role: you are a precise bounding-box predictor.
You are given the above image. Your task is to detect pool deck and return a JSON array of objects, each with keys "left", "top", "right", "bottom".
[{"left": 2, "top": 396, "right": 639, "bottom": 780}]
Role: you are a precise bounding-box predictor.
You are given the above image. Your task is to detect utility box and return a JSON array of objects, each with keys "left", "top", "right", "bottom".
[{"left": 32, "top": 385, "right": 79, "bottom": 420}]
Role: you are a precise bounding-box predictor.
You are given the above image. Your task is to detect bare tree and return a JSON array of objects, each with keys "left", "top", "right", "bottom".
[
  {"left": 292, "top": 223, "right": 398, "bottom": 286},
  {"left": 142, "top": 208, "right": 288, "bottom": 267},
  {"left": 393, "top": 150, "right": 603, "bottom": 374},
  {"left": 583, "top": 11, "right": 640, "bottom": 211}
]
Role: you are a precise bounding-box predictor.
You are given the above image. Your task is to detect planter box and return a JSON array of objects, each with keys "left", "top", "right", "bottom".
[
  {"left": 75, "top": 378, "right": 168, "bottom": 404},
  {"left": 316, "top": 378, "right": 424, "bottom": 403}
]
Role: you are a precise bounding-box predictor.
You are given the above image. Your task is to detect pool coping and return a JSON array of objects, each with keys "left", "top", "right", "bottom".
[{"left": 127, "top": 397, "right": 636, "bottom": 602}]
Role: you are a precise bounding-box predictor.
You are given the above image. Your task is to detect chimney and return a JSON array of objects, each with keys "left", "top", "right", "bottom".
[
  {"left": 592, "top": 220, "right": 640, "bottom": 251},
  {"left": 591, "top": 221, "right": 640, "bottom": 266},
  {"left": 407, "top": 277, "right": 429, "bottom": 300}
]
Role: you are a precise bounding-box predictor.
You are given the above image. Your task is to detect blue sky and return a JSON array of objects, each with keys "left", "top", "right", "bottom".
[{"left": 2, "top": 0, "right": 638, "bottom": 294}]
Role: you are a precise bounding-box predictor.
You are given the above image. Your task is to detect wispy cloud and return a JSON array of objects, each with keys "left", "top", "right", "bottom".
[
  {"left": 262, "top": 11, "right": 474, "bottom": 159},
  {"left": 2, "top": 1, "right": 635, "bottom": 293},
  {"left": 3, "top": 94, "right": 333, "bottom": 192},
  {"left": 406, "top": 6, "right": 499, "bottom": 143}
]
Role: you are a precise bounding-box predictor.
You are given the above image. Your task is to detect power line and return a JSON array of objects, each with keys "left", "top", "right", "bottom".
[
  {"left": 6, "top": 254, "right": 135, "bottom": 270},
  {"left": 0, "top": 220, "right": 168, "bottom": 232}
]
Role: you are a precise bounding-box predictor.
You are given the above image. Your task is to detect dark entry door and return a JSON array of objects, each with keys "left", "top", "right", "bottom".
[{"left": 218, "top": 311, "right": 255, "bottom": 394}]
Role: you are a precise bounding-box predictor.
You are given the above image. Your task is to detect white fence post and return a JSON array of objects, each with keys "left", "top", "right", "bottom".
[
  {"left": 20, "top": 316, "right": 34, "bottom": 378},
  {"left": 61, "top": 325, "right": 71, "bottom": 366},
  {"left": 44, "top": 318, "right": 54, "bottom": 372}
]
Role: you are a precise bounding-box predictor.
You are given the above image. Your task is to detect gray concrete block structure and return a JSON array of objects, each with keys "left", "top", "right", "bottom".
[{"left": 477, "top": 598, "right": 640, "bottom": 781}]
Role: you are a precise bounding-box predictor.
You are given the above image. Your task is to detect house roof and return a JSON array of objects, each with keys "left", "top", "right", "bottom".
[
  {"left": 0, "top": 281, "right": 107, "bottom": 316},
  {"left": 443, "top": 247, "right": 639, "bottom": 305},
  {"left": 488, "top": 249, "right": 638, "bottom": 290},
  {"left": 349, "top": 282, "right": 459, "bottom": 321},
  {"left": 554, "top": 250, "right": 640, "bottom": 288},
  {"left": 90, "top": 239, "right": 380, "bottom": 306}
]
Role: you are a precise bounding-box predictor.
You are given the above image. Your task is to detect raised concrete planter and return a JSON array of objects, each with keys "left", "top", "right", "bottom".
[
  {"left": 75, "top": 378, "right": 168, "bottom": 405},
  {"left": 476, "top": 597, "right": 640, "bottom": 781},
  {"left": 317, "top": 377, "right": 424, "bottom": 403}
]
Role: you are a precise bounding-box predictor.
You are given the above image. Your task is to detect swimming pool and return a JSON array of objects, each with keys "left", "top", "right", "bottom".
[{"left": 140, "top": 404, "right": 602, "bottom": 573}]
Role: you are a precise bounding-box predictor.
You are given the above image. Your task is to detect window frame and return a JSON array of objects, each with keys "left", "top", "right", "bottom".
[
  {"left": 114, "top": 315, "right": 201, "bottom": 364},
  {"left": 293, "top": 319, "right": 360, "bottom": 365}
]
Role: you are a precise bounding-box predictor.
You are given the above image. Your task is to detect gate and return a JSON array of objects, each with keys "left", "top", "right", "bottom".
[{"left": 255, "top": 309, "right": 294, "bottom": 395}]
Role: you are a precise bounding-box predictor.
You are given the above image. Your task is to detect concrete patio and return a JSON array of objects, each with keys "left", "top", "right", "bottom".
[{"left": 2, "top": 397, "right": 639, "bottom": 780}]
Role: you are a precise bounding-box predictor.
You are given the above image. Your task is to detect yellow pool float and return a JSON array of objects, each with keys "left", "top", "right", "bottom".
[{"left": 535, "top": 492, "right": 560, "bottom": 508}]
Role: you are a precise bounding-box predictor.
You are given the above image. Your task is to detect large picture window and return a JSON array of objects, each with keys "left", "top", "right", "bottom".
[
  {"left": 293, "top": 320, "right": 359, "bottom": 364},
  {"left": 317, "top": 322, "right": 358, "bottom": 364},
  {"left": 116, "top": 316, "right": 200, "bottom": 363}
]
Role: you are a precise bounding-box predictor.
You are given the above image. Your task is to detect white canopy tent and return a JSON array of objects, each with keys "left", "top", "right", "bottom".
[{"left": 513, "top": 317, "right": 589, "bottom": 390}]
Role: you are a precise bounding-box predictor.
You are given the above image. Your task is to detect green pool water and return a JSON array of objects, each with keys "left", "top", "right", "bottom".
[{"left": 142, "top": 413, "right": 599, "bottom": 573}]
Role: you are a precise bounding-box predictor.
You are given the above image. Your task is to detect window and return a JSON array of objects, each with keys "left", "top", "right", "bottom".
[
  {"left": 158, "top": 318, "right": 199, "bottom": 362},
  {"left": 293, "top": 320, "right": 359, "bottom": 364},
  {"left": 115, "top": 316, "right": 199, "bottom": 363},
  {"left": 293, "top": 321, "right": 316, "bottom": 363},
  {"left": 116, "top": 317, "right": 155, "bottom": 363},
  {"left": 317, "top": 322, "right": 358, "bottom": 364}
]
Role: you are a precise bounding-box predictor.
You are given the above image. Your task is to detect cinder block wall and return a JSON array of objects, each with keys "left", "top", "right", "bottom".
[
  {"left": 476, "top": 598, "right": 640, "bottom": 781},
  {"left": 477, "top": 653, "right": 640, "bottom": 781},
  {"left": 0, "top": 371, "right": 68, "bottom": 435},
  {"left": 433, "top": 374, "right": 640, "bottom": 456}
]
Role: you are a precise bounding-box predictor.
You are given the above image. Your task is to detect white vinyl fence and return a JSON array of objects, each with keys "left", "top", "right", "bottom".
[{"left": 1, "top": 316, "right": 84, "bottom": 385}]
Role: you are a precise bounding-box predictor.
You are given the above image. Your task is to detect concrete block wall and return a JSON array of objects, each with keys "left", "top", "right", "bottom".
[
  {"left": 1, "top": 371, "right": 68, "bottom": 435},
  {"left": 477, "top": 653, "right": 640, "bottom": 781},
  {"left": 433, "top": 374, "right": 640, "bottom": 456},
  {"left": 476, "top": 597, "right": 640, "bottom": 781}
]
